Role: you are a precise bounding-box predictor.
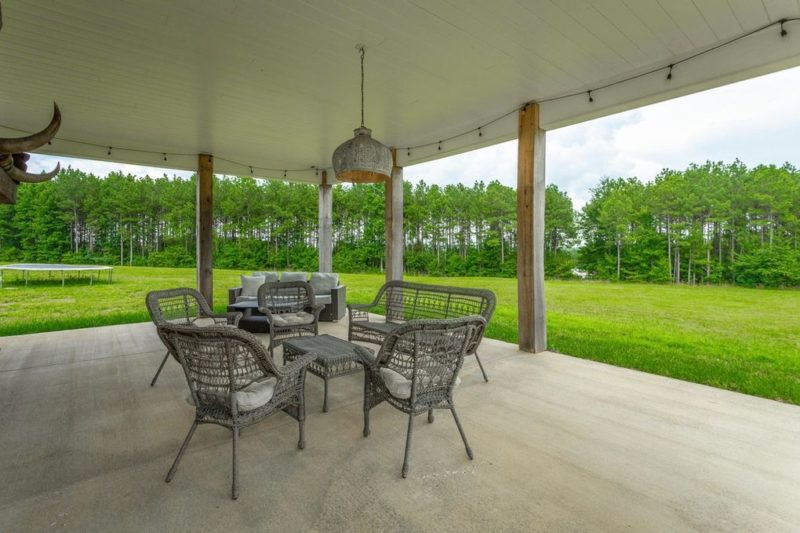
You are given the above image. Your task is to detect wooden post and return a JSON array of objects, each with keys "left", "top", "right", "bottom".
[
  {"left": 197, "top": 154, "right": 214, "bottom": 307},
  {"left": 517, "top": 103, "right": 547, "bottom": 352},
  {"left": 385, "top": 149, "right": 403, "bottom": 281},
  {"left": 318, "top": 170, "right": 333, "bottom": 272}
]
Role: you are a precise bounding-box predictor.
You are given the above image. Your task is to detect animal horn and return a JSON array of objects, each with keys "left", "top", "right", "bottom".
[
  {"left": 0, "top": 154, "right": 60, "bottom": 183},
  {"left": 8, "top": 162, "right": 61, "bottom": 183},
  {"left": 0, "top": 102, "right": 61, "bottom": 154}
]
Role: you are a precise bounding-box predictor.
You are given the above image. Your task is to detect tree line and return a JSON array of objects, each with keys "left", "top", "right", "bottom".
[
  {"left": 0, "top": 161, "right": 797, "bottom": 287},
  {"left": 580, "top": 161, "right": 800, "bottom": 287}
]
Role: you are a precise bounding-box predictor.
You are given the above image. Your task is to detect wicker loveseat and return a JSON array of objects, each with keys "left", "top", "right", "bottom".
[{"left": 348, "top": 281, "right": 497, "bottom": 381}]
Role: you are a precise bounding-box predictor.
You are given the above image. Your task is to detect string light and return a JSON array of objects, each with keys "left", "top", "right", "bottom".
[{"left": 0, "top": 17, "right": 795, "bottom": 173}]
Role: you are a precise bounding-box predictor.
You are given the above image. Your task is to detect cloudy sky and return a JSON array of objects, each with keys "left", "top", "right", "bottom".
[
  {"left": 32, "top": 65, "right": 800, "bottom": 210},
  {"left": 406, "top": 64, "right": 800, "bottom": 208}
]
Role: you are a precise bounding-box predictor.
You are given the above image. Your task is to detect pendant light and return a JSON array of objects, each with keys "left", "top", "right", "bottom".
[{"left": 332, "top": 45, "right": 393, "bottom": 183}]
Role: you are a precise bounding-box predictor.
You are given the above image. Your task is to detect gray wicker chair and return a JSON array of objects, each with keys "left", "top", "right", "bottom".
[
  {"left": 356, "top": 316, "right": 486, "bottom": 478},
  {"left": 145, "top": 287, "right": 241, "bottom": 386},
  {"left": 158, "top": 323, "right": 315, "bottom": 500},
  {"left": 257, "top": 281, "right": 324, "bottom": 359},
  {"left": 348, "top": 281, "right": 496, "bottom": 382}
]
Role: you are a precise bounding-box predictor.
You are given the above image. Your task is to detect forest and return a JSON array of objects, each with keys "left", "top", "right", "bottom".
[{"left": 0, "top": 160, "right": 798, "bottom": 287}]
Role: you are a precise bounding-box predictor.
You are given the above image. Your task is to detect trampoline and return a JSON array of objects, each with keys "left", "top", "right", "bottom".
[{"left": 0, "top": 264, "right": 113, "bottom": 287}]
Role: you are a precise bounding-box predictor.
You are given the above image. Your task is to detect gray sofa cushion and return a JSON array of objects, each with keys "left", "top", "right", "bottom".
[
  {"left": 281, "top": 272, "right": 308, "bottom": 283},
  {"left": 240, "top": 274, "right": 265, "bottom": 297},
  {"left": 235, "top": 295, "right": 257, "bottom": 303},
  {"left": 271, "top": 311, "right": 315, "bottom": 327},
  {"left": 252, "top": 271, "right": 279, "bottom": 283},
  {"left": 310, "top": 272, "right": 339, "bottom": 295},
  {"left": 314, "top": 294, "right": 332, "bottom": 305}
]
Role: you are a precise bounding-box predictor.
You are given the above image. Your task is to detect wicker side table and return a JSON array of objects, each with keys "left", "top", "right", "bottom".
[{"left": 283, "top": 334, "right": 372, "bottom": 413}]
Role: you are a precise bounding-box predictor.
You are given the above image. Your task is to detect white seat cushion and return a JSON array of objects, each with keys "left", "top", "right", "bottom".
[
  {"left": 234, "top": 376, "right": 278, "bottom": 411},
  {"left": 310, "top": 273, "right": 339, "bottom": 295},
  {"left": 271, "top": 311, "right": 315, "bottom": 327},
  {"left": 235, "top": 295, "right": 257, "bottom": 303},
  {"left": 379, "top": 368, "right": 461, "bottom": 400},
  {"left": 186, "top": 376, "right": 277, "bottom": 411},
  {"left": 240, "top": 274, "right": 266, "bottom": 297}
]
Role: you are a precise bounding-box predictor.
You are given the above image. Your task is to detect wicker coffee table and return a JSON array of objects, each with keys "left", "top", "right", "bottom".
[{"left": 282, "top": 334, "right": 372, "bottom": 413}]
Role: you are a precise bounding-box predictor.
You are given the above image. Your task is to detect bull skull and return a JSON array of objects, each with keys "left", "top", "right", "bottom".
[{"left": 0, "top": 103, "right": 61, "bottom": 183}]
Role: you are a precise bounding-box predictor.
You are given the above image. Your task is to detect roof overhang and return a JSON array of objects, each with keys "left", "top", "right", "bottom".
[{"left": 1, "top": 1, "right": 799, "bottom": 183}]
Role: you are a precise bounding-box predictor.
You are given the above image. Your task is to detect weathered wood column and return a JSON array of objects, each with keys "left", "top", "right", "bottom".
[
  {"left": 318, "top": 170, "right": 333, "bottom": 272},
  {"left": 196, "top": 154, "right": 214, "bottom": 306},
  {"left": 385, "top": 149, "right": 404, "bottom": 281},
  {"left": 517, "top": 103, "right": 547, "bottom": 352}
]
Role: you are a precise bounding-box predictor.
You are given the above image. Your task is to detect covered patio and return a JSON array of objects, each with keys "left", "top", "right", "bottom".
[
  {"left": 2, "top": 2, "right": 800, "bottom": 530},
  {"left": 5, "top": 1, "right": 800, "bottom": 353},
  {"left": 1, "top": 321, "right": 798, "bottom": 530}
]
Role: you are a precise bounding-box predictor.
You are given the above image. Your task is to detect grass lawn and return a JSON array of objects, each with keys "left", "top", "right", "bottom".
[{"left": 1, "top": 266, "right": 798, "bottom": 404}]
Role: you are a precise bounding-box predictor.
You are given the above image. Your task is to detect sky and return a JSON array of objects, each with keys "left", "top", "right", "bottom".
[
  {"left": 405, "top": 65, "right": 800, "bottom": 208},
  {"left": 30, "top": 65, "right": 800, "bottom": 210}
]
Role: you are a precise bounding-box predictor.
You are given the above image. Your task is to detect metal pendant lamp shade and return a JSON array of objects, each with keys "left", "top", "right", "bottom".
[{"left": 332, "top": 46, "right": 393, "bottom": 183}]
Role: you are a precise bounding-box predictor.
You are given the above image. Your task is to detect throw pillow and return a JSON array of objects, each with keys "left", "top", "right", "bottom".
[
  {"left": 252, "top": 271, "right": 279, "bottom": 283},
  {"left": 241, "top": 274, "right": 266, "bottom": 297},
  {"left": 281, "top": 272, "right": 308, "bottom": 283},
  {"left": 310, "top": 273, "right": 339, "bottom": 295}
]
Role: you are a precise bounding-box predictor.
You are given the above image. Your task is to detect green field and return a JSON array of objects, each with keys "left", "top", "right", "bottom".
[{"left": 1, "top": 266, "right": 798, "bottom": 404}]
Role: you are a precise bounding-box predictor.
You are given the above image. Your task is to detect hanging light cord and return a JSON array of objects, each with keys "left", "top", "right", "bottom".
[
  {"left": 1, "top": 17, "right": 796, "bottom": 174},
  {"left": 359, "top": 45, "right": 366, "bottom": 128}
]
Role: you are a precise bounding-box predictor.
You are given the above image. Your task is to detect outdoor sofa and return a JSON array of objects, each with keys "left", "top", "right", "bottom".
[
  {"left": 348, "top": 280, "right": 496, "bottom": 381},
  {"left": 229, "top": 271, "right": 346, "bottom": 324}
]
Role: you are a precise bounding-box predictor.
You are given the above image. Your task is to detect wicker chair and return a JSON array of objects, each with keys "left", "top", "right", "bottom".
[
  {"left": 356, "top": 316, "right": 486, "bottom": 478},
  {"left": 158, "top": 323, "right": 315, "bottom": 500},
  {"left": 257, "top": 281, "right": 324, "bottom": 359},
  {"left": 348, "top": 281, "right": 496, "bottom": 382},
  {"left": 145, "top": 287, "right": 242, "bottom": 386}
]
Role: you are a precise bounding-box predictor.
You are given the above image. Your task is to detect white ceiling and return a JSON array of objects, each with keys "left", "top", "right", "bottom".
[{"left": 1, "top": 0, "right": 800, "bottom": 183}]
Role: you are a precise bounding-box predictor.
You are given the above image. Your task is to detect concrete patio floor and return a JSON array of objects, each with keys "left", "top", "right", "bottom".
[{"left": 0, "top": 319, "right": 798, "bottom": 532}]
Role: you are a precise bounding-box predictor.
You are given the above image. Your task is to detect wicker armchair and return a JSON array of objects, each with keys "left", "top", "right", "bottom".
[
  {"left": 257, "top": 281, "right": 324, "bottom": 359},
  {"left": 157, "top": 323, "right": 315, "bottom": 500},
  {"left": 356, "top": 316, "right": 486, "bottom": 478},
  {"left": 145, "top": 287, "right": 241, "bottom": 386}
]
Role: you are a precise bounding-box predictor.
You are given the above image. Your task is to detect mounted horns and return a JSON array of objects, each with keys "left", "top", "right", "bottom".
[{"left": 0, "top": 103, "right": 61, "bottom": 183}]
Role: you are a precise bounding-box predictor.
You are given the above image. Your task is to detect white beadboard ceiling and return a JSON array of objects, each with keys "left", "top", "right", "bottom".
[{"left": 1, "top": 0, "right": 799, "bottom": 182}]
